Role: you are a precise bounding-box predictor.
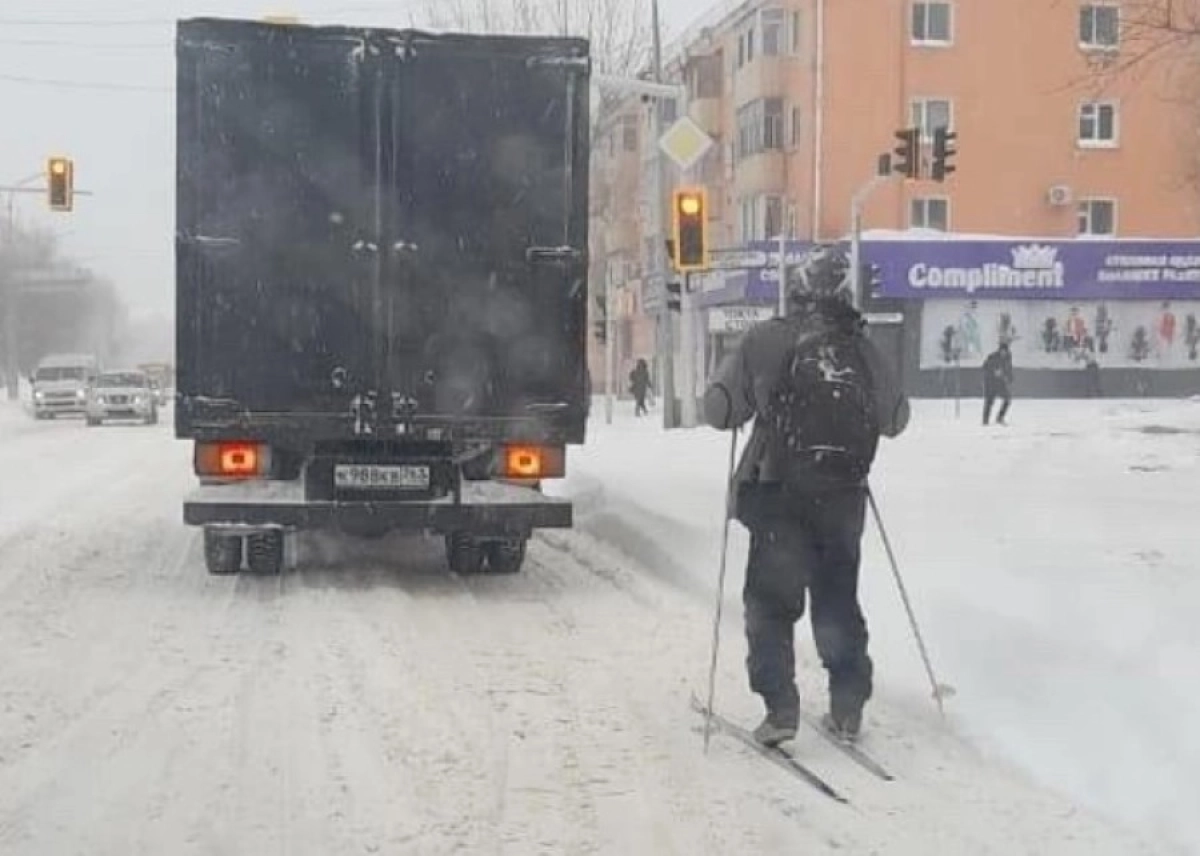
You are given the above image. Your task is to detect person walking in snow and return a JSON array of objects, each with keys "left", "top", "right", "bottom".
[
  {"left": 629, "top": 358, "right": 652, "bottom": 417},
  {"left": 982, "top": 343, "right": 1014, "bottom": 425},
  {"left": 703, "top": 243, "right": 910, "bottom": 746}
]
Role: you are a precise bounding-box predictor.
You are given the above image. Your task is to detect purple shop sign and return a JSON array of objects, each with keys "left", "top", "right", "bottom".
[{"left": 863, "top": 239, "right": 1200, "bottom": 301}]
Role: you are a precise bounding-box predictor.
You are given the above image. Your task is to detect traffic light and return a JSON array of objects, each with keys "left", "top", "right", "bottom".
[
  {"left": 932, "top": 127, "right": 958, "bottom": 182},
  {"left": 892, "top": 128, "right": 920, "bottom": 180},
  {"left": 671, "top": 188, "right": 708, "bottom": 272},
  {"left": 592, "top": 295, "right": 606, "bottom": 344},
  {"left": 665, "top": 280, "right": 682, "bottom": 312},
  {"left": 46, "top": 156, "right": 74, "bottom": 212}
]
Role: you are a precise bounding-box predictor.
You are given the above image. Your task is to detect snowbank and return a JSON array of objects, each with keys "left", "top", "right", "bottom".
[{"left": 561, "top": 397, "right": 1200, "bottom": 854}]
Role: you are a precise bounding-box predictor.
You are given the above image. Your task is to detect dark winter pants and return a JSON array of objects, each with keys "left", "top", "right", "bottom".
[
  {"left": 743, "top": 485, "right": 873, "bottom": 721},
  {"left": 984, "top": 385, "right": 1011, "bottom": 424},
  {"left": 634, "top": 391, "right": 648, "bottom": 416}
]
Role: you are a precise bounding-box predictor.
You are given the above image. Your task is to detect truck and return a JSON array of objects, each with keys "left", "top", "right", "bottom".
[
  {"left": 175, "top": 18, "right": 591, "bottom": 576},
  {"left": 30, "top": 353, "right": 99, "bottom": 419}
]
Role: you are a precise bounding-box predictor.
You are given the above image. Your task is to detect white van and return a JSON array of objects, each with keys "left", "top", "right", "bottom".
[{"left": 31, "top": 354, "right": 99, "bottom": 419}]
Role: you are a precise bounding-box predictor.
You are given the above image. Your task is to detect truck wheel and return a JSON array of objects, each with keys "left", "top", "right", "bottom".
[
  {"left": 446, "top": 533, "right": 485, "bottom": 576},
  {"left": 204, "top": 530, "right": 243, "bottom": 576},
  {"left": 485, "top": 538, "right": 527, "bottom": 575},
  {"left": 246, "top": 531, "right": 285, "bottom": 575}
]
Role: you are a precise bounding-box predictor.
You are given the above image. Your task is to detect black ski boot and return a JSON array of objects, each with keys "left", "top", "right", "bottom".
[
  {"left": 821, "top": 709, "right": 863, "bottom": 743},
  {"left": 753, "top": 705, "right": 799, "bottom": 748}
]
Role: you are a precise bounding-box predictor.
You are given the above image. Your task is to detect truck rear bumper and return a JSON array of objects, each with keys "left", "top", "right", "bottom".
[{"left": 184, "top": 479, "right": 572, "bottom": 534}]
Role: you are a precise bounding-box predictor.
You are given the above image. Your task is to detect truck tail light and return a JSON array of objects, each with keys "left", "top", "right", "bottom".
[
  {"left": 195, "top": 442, "right": 270, "bottom": 479},
  {"left": 502, "top": 445, "right": 565, "bottom": 481}
]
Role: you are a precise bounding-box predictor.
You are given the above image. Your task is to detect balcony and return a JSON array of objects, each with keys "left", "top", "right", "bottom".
[
  {"left": 733, "top": 57, "right": 786, "bottom": 107},
  {"left": 733, "top": 150, "right": 786, "bottom": 196},
  {"left": 688, "top": 97, "right": 723, "bottom": 136}
]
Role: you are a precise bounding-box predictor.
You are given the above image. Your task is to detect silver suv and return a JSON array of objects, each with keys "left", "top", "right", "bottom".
[{"left": 86, "top": 371, "right": 159, "bottom": 427}]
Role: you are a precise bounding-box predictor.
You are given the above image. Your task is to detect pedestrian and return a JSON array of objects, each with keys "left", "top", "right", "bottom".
[
  {"left": 1084, "top": 351, "right": 1102, "bottom": 398},
  {"left": 703, "top": 243, "right": 910, "bottom": 746},
  {"left": 982, "top": 343, "right": 1014, "bottom": 425},
  {"left": 629, "top": 358, "right": 652, "bottom": 417}
]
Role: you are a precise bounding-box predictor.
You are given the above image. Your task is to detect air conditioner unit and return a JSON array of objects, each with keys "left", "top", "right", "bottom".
[{"left": 1047, "top": 185, "right": 1074, "bottom": 207}]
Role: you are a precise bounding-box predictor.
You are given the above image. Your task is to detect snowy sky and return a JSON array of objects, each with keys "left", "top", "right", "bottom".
[{"left": 0, "top": 0, "right": 702, "bottom": 318}]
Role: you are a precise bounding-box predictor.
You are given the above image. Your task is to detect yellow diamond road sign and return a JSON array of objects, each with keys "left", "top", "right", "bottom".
[{"left": 659, "top": 117, "right": 714, "bottom": 171}]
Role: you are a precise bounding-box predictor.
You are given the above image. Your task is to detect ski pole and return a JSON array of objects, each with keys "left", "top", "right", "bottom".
[
  {"left": 867, "top": 487, "right": 955, "bottom": 718},
  {"left": 703, "top": 426, "right": 740, "bottom": 753}
]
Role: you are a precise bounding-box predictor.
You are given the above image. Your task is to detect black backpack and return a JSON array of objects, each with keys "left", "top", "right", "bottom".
[{"left": 764, "top": 325, "right": 880, "bottom": 486}]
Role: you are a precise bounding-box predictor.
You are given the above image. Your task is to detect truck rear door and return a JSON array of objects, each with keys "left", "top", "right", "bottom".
[
  {"left": 383, "top": 33, "right": 590, "bottom": 443},
  {"left": 177, "top": 21, "right": 383, "bottom": 420}
]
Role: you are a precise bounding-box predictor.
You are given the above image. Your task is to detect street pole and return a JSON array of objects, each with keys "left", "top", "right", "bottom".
[
  {"left": 604, "top": 262, "right": 616, "bottom": 424},
  {"left": 776, "top": 231, "right": 787, "bottom": 318},
  {"left": 651, "top": 0, "right": 676, "bottom": 430},
  {"left": 679, "top": 271, "right": 697, "bottom": 426},
  {"left": 849, "top": 172, "right": 889, "bottom": 311}
]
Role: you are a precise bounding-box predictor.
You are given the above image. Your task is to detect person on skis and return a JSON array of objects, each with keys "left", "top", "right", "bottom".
[{"left": 703, "top": 243, "right": 910, "bottom": 746}]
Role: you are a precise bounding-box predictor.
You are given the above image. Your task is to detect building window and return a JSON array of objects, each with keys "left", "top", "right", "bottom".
[
  {"left": 764, "top": 195, "right": 783, "bottom": 238},
  {"left": 910, "top": 197, "right": 950, "bottom": 231},
  {"left": 790, "top": 105, "right": 802, "bottom": 148},
  {"left": 1080, "top": 4, "right": 1119, "bottom": 50},
  {"left": 1079, "top": 102, "right": 1118, "bottom": 146},
  {"left": 736, "top": 98, "right": 785, "bottom": 160},
  {"left": 688, "top": 53, "right": 723, "bottom": 100},
  {"left": 792, "top": 10, "right": 802, "bottom": 53},
  {"left": 739, "top": 197, "right": 759, "bottom": 243},
  {"left": 1078, "top": 198, "right": 1116, "bottom": 235},
  {"left": 910, "top": 97, "right": 952, "bottom": 141},
  {"left": 762, "top": 8, "right": 787, "bottom": 56},
  {"left": 911, "top": 2, "right": 953, "bottom": 44}
]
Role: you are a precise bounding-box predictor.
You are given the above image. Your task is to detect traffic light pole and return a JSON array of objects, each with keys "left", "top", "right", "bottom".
[
  {"left": 650, "top": 0, "right": 677, "bottom": 430},
  {"left": 849, "top": 173, "right": 890, "bottom": 311}
]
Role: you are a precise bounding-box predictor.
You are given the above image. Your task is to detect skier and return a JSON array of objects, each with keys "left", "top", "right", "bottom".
[
  {"left": 982, "top": 343, "right": 1014, "bottom": 425},
  {"left": 629, "top": 358, "right": 652, "bottom": 417},
  {"left": 703, "top": 243, "right": 910, "bottom": 746}
]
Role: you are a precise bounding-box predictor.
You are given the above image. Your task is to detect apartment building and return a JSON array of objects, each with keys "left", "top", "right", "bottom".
[{"left": 589, "top": 0, "right": 1200, "bottom": 398}]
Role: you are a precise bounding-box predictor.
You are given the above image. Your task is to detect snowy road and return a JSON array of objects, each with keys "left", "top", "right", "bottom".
[{"left": 0, "top": 401, "right": 1169, "bottom": 855}]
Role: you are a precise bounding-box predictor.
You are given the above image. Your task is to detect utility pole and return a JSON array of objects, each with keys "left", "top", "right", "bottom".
[
  {"left": 651, "top": 0, "right": 676, "bottom": 430},
  {"left": 604, "top": 261, "right": 616, "bottom": 424},
  {"left": 776, "top": 231, "right": 788, "bottom": 318}
]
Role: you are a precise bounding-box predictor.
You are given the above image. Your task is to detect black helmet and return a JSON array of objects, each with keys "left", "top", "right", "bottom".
[{"left": 786, "top": 243, "right": 852, "bottom": 308}]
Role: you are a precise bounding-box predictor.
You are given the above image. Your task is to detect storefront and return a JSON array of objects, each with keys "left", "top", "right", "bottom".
[
  {"left": 864, "top": 238, "right": 1200, "bottom": 397},
  {"left": 693, "top": 236, "right": 1200, "bottom": 398}
]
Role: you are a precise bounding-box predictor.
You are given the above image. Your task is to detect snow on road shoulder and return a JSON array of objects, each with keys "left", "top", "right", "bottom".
[{"left": 561, "top": 398, "right": 1200, "bottom": 854}]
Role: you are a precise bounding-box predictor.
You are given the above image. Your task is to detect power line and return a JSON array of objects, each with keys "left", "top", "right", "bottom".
[
  {"left": 0, "top": 73, "right": 169, "bottom": 92},
  {"left": 0, "top": 38, "right": 169, "bottom": 49},
  {"left": 0, "top": 17, "right": 170, "bottom": 27}
]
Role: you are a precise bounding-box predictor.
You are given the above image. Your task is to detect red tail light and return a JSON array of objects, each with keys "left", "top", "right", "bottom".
[
  {"left": 502, "top": 445, "right": 565, "bottom": 481},
  {"left": 195, "top": 442, "right": 270, "bottom": 479}
]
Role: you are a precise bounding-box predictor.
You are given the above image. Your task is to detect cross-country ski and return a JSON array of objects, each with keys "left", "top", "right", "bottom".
[{"left": 690, "top": 695, "right": 848, "bottom": 804}]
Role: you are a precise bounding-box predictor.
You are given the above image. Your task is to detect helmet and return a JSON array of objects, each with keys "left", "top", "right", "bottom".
[{"left": 785, "top": 243, "right": 852, "bottom": 308}]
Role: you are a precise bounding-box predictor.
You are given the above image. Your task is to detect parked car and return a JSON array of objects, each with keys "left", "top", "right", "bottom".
[
  {"left": 31, "top": 354, "right": 99, "bottom": 419},
  {"left": 86, "top": 371, "right": 159, "bottom": 426}
]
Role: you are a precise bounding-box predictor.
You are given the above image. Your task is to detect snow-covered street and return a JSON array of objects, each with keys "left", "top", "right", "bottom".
[{"left": 0, "top": 394, "right": 1190, "bottom": 854}]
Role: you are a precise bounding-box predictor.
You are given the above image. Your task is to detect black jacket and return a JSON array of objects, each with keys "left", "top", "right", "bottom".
[
  {"left": 703, "top": 303, "right": 910, "bottom": 492},
  {"left": 983, "top": 349, "right": 1014, "bottom": 391}
]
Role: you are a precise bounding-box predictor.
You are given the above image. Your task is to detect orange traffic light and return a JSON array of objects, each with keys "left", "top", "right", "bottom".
[
  {"left": 671, "top": 187, "right": 708, "bottom": 272},
  {"left": 46, "top": 156, "right": 74, "bottom": 212}
]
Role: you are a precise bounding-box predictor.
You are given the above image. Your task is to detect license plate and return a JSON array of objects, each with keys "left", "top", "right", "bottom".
[{"left": 334, "top": 464, "right": 430, "bottom": 491}]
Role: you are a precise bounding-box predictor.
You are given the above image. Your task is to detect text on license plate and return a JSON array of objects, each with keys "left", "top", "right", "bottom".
[{"left": 334, "top": 464, "right": 430, "bottom": 490}]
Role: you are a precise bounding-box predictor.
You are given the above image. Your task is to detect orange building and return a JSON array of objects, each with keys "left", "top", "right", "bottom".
[{"left": 589, "top": 0, "right": 1200, "bottom": 401}]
